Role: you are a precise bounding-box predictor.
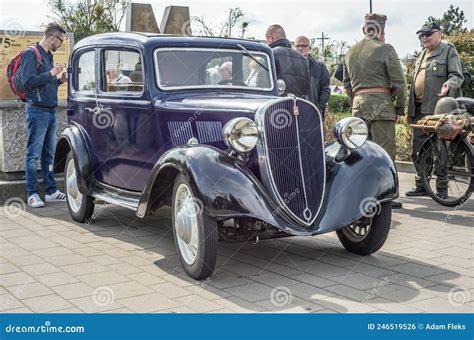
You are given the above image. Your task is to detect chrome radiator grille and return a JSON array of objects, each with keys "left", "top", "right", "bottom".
[{"left": 257, "top": 98, "right": 325, "bottom": 226}]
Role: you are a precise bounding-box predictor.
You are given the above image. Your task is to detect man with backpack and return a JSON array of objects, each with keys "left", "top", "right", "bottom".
[{"left": 12, "top": 23, "right": 67, "bottom": 207}]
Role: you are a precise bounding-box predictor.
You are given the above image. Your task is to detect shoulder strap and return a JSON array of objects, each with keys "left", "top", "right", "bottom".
[{"left": 28, "top": 45, "right": 42, "bottom": 69}]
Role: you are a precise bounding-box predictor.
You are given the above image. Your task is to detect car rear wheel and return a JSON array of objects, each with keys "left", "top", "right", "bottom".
[
  {"left": 336, "top": 201, "right": 391, "bottom": 255},
  {"left": 65, "top": 151, "right": 94, "bottom": 223},
  {"left": 172, "top": 174, "right": 218, "bottom": 280}
]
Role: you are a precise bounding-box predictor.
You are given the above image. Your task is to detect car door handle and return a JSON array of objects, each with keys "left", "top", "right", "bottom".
[{"left": 85, "top": 107, "right": 97, "bottom": 114}]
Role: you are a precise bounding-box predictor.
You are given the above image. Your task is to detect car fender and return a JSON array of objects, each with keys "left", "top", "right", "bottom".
[
  {"left": 315, "top": 140, "right": 398, "bottom": 234},
  {"left": 137, "top": 145, "right": 284, "bottom": 225},
  {"left": 53, "top": 123, "right": 94, "bottom": 195}
]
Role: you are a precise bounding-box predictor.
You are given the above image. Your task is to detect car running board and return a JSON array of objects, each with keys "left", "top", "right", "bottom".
[{"left": 92, "top": 184, "right": 140, "bottom": 211}]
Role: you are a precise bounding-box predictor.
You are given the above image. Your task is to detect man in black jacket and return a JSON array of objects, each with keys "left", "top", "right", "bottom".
[
  {"left": 265, "top": 25, "right": 310, "bottom": 98},
  {"left": 295, "top": 35, "right": 331, "bottom": 116}
]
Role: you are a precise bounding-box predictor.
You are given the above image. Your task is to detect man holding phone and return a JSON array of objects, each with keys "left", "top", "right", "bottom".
[{"left": 18, "top": 23, "right": 67, "bottom": 207}]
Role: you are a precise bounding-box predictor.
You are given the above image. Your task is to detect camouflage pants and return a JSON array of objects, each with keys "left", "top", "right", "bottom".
[{"left": 367, "top": 120, "right": 396, "bottom": 161}]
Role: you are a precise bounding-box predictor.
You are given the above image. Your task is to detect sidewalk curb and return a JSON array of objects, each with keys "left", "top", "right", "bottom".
[{"left": 395, "top": 161, "right": 415, "bottom": 174}]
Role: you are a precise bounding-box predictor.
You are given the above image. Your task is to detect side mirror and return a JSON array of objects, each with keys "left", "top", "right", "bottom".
[{"left": 277, "top": 79, "right": 286, "bottom": 96}]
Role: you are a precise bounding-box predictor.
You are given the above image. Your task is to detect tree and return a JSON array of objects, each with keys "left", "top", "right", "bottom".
[
  {"left": 310, "top": 37, "right": 350, "bottom": 76},
  {"left": 426, "top": 5, "right": 467, "bottom": 35},
  {"left": 192, "top": 7, "right": 250, "bottom": 38},
  {"left": 47, "top": 0, "right": 128, "bottom": 42}
]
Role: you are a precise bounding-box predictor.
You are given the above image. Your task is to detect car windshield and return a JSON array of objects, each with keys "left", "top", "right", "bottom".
[{"left": 155, "top": 48, "right": 273, "bottom": 91}]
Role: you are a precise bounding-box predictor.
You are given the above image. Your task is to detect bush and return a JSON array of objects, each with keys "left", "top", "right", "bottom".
[
  {"left": 327, "top": 94, "right": 351, "bottom": 114},
  {"left": 395, "top": 116, "right": 413, "bottom": 161}
]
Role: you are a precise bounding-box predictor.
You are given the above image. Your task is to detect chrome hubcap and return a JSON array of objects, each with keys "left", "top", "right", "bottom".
[
  {"left": 174, "top": 184, "right": 199, "bottom": 265},
  {"left": 66, "top": 158, "right": 82, "bottom": 213},
  {"left": 343, "top": 220, "right": 371, "bottom": 242}
]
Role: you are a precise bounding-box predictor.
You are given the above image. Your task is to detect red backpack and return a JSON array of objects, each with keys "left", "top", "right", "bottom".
[{"left": 6, "top": 46, "right": 42, "bottom": 102}]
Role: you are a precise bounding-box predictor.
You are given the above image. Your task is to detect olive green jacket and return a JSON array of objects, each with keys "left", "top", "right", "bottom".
[
  {"left": 343, "top": 37, "right": 406, "bottom": 121},
  {"left": 407, "top": 41, "right": 463, "bottom": 117}
]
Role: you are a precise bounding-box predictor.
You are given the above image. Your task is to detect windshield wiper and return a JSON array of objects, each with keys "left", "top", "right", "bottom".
[{"left": 236, "top": 43, "right": 269, "bottom": 71}]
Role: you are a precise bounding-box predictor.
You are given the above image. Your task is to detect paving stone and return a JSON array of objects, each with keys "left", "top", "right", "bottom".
[
  {"left": 36, "top": 272, "right": 79, "bottom": 287},
  {"left": 8, "top": 282, "right": 53, "bottom": 300},
  {"left": 61, "top": 262, "right": 108, "bottom": 276},
  {"left": 118, "top": 293, "right": 180, "bottom": 312},
  {"left": 51, "top": 283, "right": 95, "bottom": 300},
  {"left": 0, "top": 262, "right": 21, "bottom": 274},
  {"left": 78, "top": 271, "right": 129, "bottom": 287},
  {"left": 105, "top": 281, "right": 154, "bottom": 299},
  {"left": 70, "top": 295, "right": 124, "bottom": 313},
  {"left": 22, "top": 294, "right": 73, "bottom": 312},
  {"left": 21, "top": 263, "right": 60, "bottom": 276},
  {"left": 0, "top": 272, "right": 35, "bottom": 287},
  {"left": 224, "top": 282, "right": 273, "bottom": 302},
  {"left": 175, "top": 294, "right": 222, "bottom": 312},
  {"left": 0, "top": 293, "right": 24, "bottom": 311},
  {"left": 390, "top": 262, "right": 446, "bottom": 278}
]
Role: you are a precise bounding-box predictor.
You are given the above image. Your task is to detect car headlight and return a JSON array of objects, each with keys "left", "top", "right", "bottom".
[
  {"left": 223, "top": 118, "right": 259, "bottom": 153},
  {"left": 333, "top": 117, "right": 368, "bottom": 149}
]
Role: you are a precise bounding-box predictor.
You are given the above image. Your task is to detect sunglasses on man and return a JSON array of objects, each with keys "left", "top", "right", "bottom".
[
  {"left": 418, "top": 30, "right": 439, "bottom": 39},
  {"left": 295, "top": 44, "right": 309, "bottom": 48}
]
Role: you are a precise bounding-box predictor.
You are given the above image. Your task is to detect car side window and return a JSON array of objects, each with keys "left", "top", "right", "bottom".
[
  {"left": 76, "top": 50, "right": 96, "bottom": 92},
  {"left": 102, "top": 50, "right": 143, "bottom": 93}
]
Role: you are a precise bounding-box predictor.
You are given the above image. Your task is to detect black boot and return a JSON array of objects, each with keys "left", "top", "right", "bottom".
[
  {"left": 405, "top": 186, "right": 428, "bottom": 196},
  {"left": 391, "top": 200, "right": 403, "bottom": 209}
]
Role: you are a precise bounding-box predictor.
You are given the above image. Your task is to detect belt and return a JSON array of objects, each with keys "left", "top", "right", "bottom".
[{"left": 353, "top": 87, "right": 391, "bottom": 97}]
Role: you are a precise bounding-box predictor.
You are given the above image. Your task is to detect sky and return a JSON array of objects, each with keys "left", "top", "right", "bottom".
[{"left": 0, "top": 0, "right": 472, "bottom": 57}]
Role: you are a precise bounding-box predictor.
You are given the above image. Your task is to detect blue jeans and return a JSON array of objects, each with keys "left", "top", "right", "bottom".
[{"left": 25, "top": 107, "right": 57, "bottom": 196}]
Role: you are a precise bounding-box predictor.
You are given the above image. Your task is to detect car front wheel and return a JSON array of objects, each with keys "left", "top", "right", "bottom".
[
  {"left": 336, "top": 201, "right": 391, "bottom": 255},
  {"left": 172, "top": 174, "right": 218, "bottom": 280},
  {"left": 64, "top": 151, "right": 94, "bottom": 223}
]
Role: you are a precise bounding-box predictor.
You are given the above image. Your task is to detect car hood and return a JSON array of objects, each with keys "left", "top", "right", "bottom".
[{"left": 154, "top": 92, "right": 278, "bottom": 114}]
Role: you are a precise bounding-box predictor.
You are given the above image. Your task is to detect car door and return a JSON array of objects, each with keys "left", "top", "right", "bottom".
[
  {"left": 95, "top": 47, "right": 157, "bottom": 192},
  {"left": 70, "top": 48, "right": 109, "bottom": 184}
]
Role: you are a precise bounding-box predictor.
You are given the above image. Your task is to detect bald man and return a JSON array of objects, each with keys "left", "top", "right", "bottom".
[
  {"left": 265, "top": 24, "right": 310, "bottom": 97},
  {"left": 294, "top": 35, "right": 331, "bottom": 116}
]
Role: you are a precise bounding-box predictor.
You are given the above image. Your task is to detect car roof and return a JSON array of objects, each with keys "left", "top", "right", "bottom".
[{"left": 74, "top": 32, "right": 272, "bottom": 54}]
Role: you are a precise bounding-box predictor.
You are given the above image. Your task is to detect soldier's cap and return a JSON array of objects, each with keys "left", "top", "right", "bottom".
[
  {"left": 364, "top": 13, "right": 387, "bottom": 26},
  {"left": 416, "top": 22, "right": 442, "bottom": 35}
]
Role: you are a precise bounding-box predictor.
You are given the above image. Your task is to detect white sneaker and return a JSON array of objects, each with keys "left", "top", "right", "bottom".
[
  {"left": 28, "top": 194, "right": 45, "bottom": 208},
  {"left": 45, "top": 190, "right": 66, "bottom": 203}
]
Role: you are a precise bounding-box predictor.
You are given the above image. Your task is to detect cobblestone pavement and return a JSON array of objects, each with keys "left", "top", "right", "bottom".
[{"left": 1, "top": 173, "right": 472, "bottom": 313}]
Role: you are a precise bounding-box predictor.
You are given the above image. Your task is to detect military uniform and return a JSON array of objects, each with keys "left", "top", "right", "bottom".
[
  {"left": 407, "top": 23, "right": 464, "bottom": 192},
  {"left": 343, "top": 13, "right": 406, "bottom": 161}
]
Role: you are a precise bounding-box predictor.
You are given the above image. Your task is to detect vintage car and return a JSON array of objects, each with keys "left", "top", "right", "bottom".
[{"left": 54, "top": 32, "right": 398, "bottom": 279}]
